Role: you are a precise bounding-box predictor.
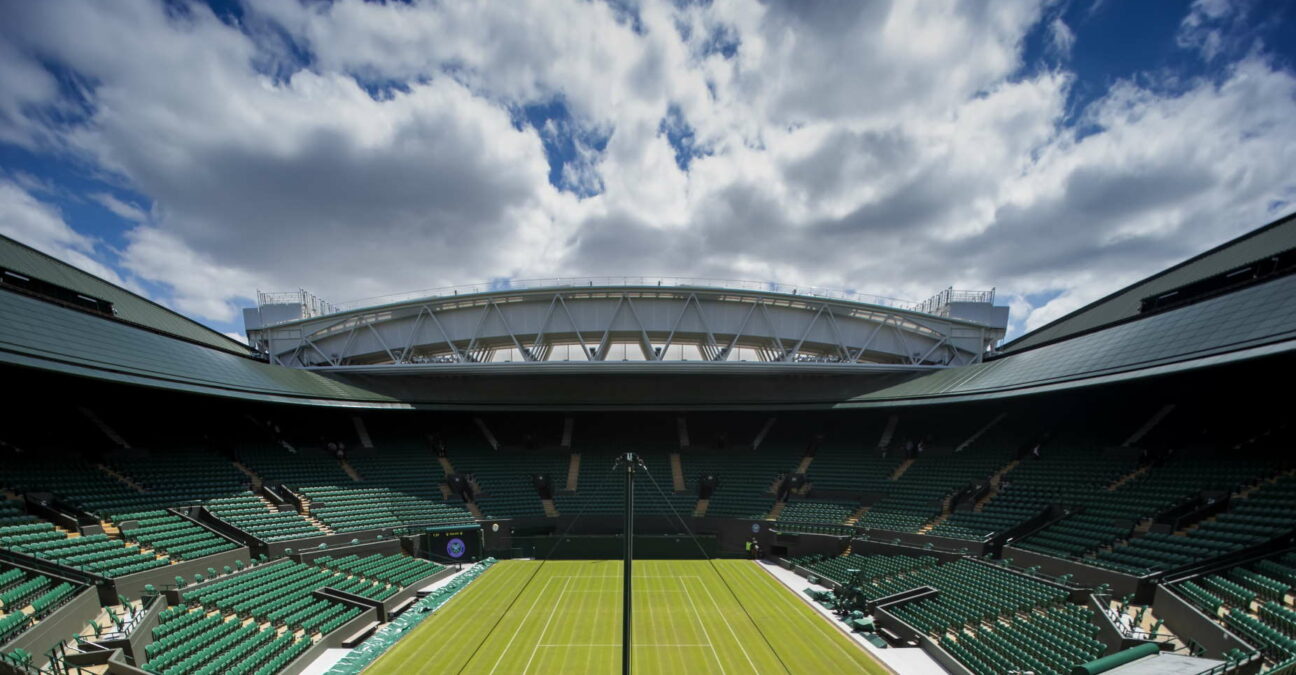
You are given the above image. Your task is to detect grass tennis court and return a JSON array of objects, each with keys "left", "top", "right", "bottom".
[{"left": 366, "top": 559, "right": 889, "bottom": 674}]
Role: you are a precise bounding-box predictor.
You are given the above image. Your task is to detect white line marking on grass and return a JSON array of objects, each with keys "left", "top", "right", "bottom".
[
  {"left": 520, "top": 576, "right": 572, "bottom": 675},
  {"left": 696, "top": 567, "right": 760, "bottom": 672},
  {"left": 536, "top": 644, "right": 715, "bottom": 647},
  {"left": 679, "top": 577, "right": 726, "bottom": 674},
  {"left": 488, "top": 576, "right": 555, "bottom": 675}
]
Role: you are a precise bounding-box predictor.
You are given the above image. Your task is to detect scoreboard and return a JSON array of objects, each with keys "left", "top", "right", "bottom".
[{"left": 424, "top": 525, "right": 482, "bottom": 563}]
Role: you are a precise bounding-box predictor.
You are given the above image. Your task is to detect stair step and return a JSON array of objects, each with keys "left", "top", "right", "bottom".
[
  {"left": 566, "top": 453, "right": 582, "bottom": 491},
  {"left": 340, "top": 460, "right": 363, "bottom": 482},
  {"left": 670, "top": 453, "right": 686, "bottom": 492}
]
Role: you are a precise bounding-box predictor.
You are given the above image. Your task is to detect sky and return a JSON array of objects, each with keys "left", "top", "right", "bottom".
[{"left": 0, "top": 0, "right": 1294, "bottom": 344}]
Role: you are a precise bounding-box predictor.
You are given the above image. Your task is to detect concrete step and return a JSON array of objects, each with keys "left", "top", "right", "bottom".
[
  {"left": 437, "top": 456, "right": 456, "bottom": 475},
  {"left": 541, "top": 499, "right": 559, "bottom": 518},
  {"left": 766, "top": 502, "right": 786, "bottom": 520},
  {"left": 795, "top": 454, "right": 814, "bottom": 474},
  {"left": 566, "top": 453, "right": 582, "bottom": 491},
  {"left": 233, "top": 461, "right": 263, "bottom": 489},
  {"left": 843, "top": 504, "right": 870, "bottom": 526},
  {"left": 889, "top": 458, "right": 915, "bottom": 481},
  {"left": 466, "top": 502, "right": 484, "bottom": 520},
  {"left": 878, "top": 414, "right": 899, "bottom": 449},
  {"left": 670, "top": 453, "right": 686, "bottom": 492},
  {"left": 340, "top": 460, "right": 363, "bottom": 482},
  {"left": 974, "top": 458, "right": 1021, "bottom": 512},
  {"left": 693, "top": 498, "right": 709, "bottom": 518},
  {"left": 1107, "top": 464, "right": 1151, "bottom": 492},
  {"left": 97, "top": 464, "right": 147, "bottom": 493}
]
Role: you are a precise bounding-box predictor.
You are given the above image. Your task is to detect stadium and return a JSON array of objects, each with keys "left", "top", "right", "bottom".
[{"left": 0, "top": 209, "right": 1290, "bottom": 675}]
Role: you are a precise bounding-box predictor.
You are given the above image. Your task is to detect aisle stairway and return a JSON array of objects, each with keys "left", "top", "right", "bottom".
[
  {"left": 233, "top": 462, "right": 262, "bottom": 489},
  {"left": 670, "top": 453, "right": 685, "bottom": 492},
  {"left": 566, "top": 453, "right": 581, "bottom": 491}
]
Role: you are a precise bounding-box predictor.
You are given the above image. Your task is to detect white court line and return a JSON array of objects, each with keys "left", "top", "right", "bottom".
[
  {"left": 488, "top": 576, "right": 555, "bottom": 675},
  {"left": 563, "top": 589, "right": 686, "bottom": 593},
  {"left": 679, "top": 576, "right": 726, "bottom": 674},
  {"left": 536, "top": 643, "right": 714, "bottom": 647},
  {"left": 695, "top": 570, "right": 760, "bottom": 672},
  {"left": 520, "top": 577, "right": 572, "bottom": 675}
]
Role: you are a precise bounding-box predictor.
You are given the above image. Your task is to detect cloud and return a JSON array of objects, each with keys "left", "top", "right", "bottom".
[
  {"left": 0, "top": 180, "right": 125, "bottom": 286},
  {"left": 0, "top": 0, "right": 1292, "bottom": 344},
  {"left": 91, "top": 192, "right": 148, "bottom": 222},
  {"left": 1048, "top": 18, "right": 1077, "bottom": 59}
]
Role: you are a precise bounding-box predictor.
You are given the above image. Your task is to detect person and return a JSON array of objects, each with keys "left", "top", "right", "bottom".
[{"left": 744, "top": 540, "right": 752, "bottom": 558}]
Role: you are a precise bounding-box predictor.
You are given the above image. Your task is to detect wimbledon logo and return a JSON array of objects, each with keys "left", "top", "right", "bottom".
[{"left": 446, "top": 537, "right": 466, "bottom": 559}]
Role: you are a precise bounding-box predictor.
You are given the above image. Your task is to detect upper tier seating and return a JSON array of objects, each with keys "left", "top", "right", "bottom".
[
  {"left": 449, "top": 447, "right": 566, "bottom": 518},
  {"left": 684, "top": 445, "right": 798, "bottom": 518},
  {"left": 296, "top": 486, "right": 473, "bottom": 532},
  {"left": 116, "top": 509, "right": 238, "bottom": 561},
  {"left": 1088, "top": 474, "right": 1296, "bottom": 575},
  {"left": 928, "top": 446, "right": 1136, "bottom": 540},
  {"left": 1017, "top": 453, "right": 1274, "bottom": 561},
  {"left": 777, "top": 500, "right": 856, "bottom": 525},
  {"left": 855, "top": 446, "right": 1014, "bottom": 534},
  {"left": 205, "top": 493, "right": 324, "bottom": 542},
  {"left": 1, "top": 521, "right": 169, "bottom": 578}
]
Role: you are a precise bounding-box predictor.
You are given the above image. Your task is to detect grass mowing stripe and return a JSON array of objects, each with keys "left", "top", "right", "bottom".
[
  {"left": 722, "top": 560, "right": 891, "bottom": 674},
  {"left": 370, "top": 562, "right": 532, "bottom": 674},
  {"left": 364, "top": 560, "right": 886, "bottom": 674}
]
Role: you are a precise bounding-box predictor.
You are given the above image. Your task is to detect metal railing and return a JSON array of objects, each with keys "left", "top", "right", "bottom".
[
  {"left": 911, "top": 287, "right": 997, "bottom": 316},
  {"left": 322, "top": 276, "right": 920, "bottom": 314}
]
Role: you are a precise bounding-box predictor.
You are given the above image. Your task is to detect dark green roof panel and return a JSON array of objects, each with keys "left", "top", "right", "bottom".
[
  {"left": 0, "top": 290, "right": 391, "bottom": 402},
  {"left": 861, "top": 271, "right": 1296, "bottom": 401},
  {"left": 1004, "top": 212, "right": 1296, "bottom": 353},
  {"left": 0, "top": 234, "right": 250, "bottom": 354}
]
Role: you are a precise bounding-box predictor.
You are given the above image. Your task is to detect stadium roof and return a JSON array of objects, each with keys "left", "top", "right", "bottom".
[
  {"left": 1000, "top": 210, "right": 1296, "bottom": 354},
  {"left": 1, "top": 212, "right": 1294, "bottom": 409},
  {"left": 0, "top": 233, "right": 252, "bottom": 355}
]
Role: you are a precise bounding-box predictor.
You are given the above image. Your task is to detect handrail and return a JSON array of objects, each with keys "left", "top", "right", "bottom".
[{"left": 257, "top": 277, "right": 1002, "bottom": 321}]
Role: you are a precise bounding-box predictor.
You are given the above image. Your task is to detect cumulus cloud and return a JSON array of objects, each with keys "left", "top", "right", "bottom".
[
  {"left": 0, "top": 0, "right": 1292, "bottom": 342},
  {"left": 0, "top": 180, "right": 125, "bottom": 286}
]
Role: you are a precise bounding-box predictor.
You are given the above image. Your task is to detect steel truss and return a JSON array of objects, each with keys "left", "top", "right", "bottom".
[{"left": 247, "top": 286, "right": 1003, "bottom": 370}]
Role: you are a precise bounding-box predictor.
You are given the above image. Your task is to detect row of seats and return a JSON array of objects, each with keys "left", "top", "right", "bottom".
[
  {"left": 855, "top": 446, "right": 1014, "bottom": 534},
  {"left": 1090, "top": 475, "right": 1296, "bottom": 575},
  {"left": 778, "top": 500, "right": 856, "bottom": 525},
  {"left": 117, "top": 509, "right": 238, "bottom": 561},
  {"left": 309, "top": 553, "right": 444, "bottom": 588},
  {"left": 1174, "top": 550, "right": 1296, "bottom": 670},
  {"left": 790, "top": 552, "right": 938, "bottom": 586},
  {"left": 2, "top": 522, "right": 170, "bottom": 578},
  {"left": 205, "top": 493, "right": 324, "bottom": 542},
  {"left": 1018, "top": 453, "right": 1273, "bottom": 561},
  {"left": 143, "top": 605, "right": 311, "bottom": 675},
  {"left": 928, "top": 446, "right": 1135, "bottom": 540},
  {"left": 0, "top": 562, "right": 82, "bottom": 644},
  {"left": 939, "top": 604, "right": 1105, "bottom": 675},
  {"left": 297, "top": 486, "right": 473, "bottom": 532}
]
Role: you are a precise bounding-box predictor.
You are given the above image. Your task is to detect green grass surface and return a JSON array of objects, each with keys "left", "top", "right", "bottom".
[{"left": 366, "top": 559, "right": 888, "bottom": 674}]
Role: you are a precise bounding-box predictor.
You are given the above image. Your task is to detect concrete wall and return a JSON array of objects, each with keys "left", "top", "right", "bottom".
[
  {"left": 107, "top": 545, "right": 253, "bottom": 603},
  {"left": 279, "top": 608, "right": 379, "bottom": 675},
  {"left": 290, "top": 538, "right": 402, "bottom": 564},
  {"left": 0, "top": 587, "right": 101, "bottom": 668},
  {"left": 872, "top": 605, "right": 975, "bottom": 675},
  {"left": 1002, "top": 545, "right": 1149, "bottom": 600},
  {"left": 1152, "top": 584, "right": 1255, "bottom": 661},
  {"left": 265, "top": 528, "right": 402, "bottom": 558},
  {"left": 95, "top": 594, "right": 168, "bottom": 666},
  {"left": 850, "top": 538, "right": 970, "bottom": 564}
]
